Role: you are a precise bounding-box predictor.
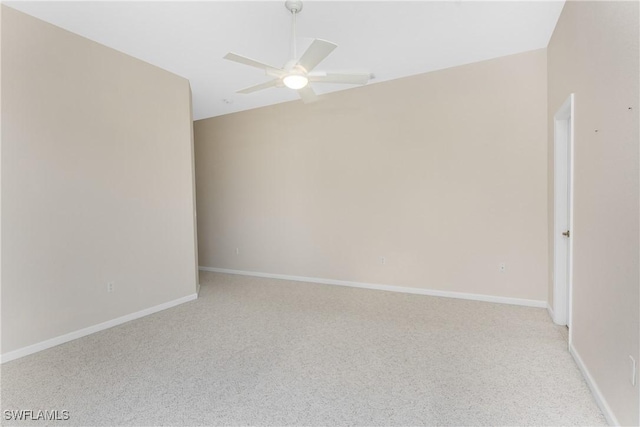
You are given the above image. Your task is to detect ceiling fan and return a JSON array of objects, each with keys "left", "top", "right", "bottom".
[{"left": 223, "top": 0, "right": 370, "bottom": 103}]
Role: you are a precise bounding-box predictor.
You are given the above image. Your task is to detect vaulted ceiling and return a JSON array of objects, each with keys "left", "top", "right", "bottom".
[{"left": 6, "top": 1, "right": 564, "bottom": 119}]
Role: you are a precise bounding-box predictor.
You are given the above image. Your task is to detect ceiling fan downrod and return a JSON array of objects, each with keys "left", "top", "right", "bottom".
[{"left": 285, "top": 0, "right": 304, "bottom": 61}]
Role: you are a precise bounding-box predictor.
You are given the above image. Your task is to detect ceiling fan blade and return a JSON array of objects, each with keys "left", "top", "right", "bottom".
[
  {"left": 296, "top": 39, "right": 337, "bottom": 72},
  {"left": 309, "top": 73, "right": 370, "bottom": 85},
  {"left": 237, "top": 79, "right": 280, "bottom": 94},
  {"left": 298, "top": 86, "right": 318, "bottom": 104},
  {"left": 224, "top": 52, "right": 285, "bottom": 76}
]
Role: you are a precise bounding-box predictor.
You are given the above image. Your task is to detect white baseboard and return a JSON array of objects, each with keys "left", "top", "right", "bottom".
[
  {"left": 546, "top": 303, "right": 555, "bottom": 321},
  {"left": 0, "top": 292, "right": 198, "bottom": 364},
  {"left": 569, "top": 343, "right": 618, "bottom": 426},
  {"left": 199, "top": 266, "right": 546, "bottom": 308}
]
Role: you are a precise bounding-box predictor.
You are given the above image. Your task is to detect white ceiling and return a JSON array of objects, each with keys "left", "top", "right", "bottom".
[{"left": 6, "top": 1, "right": 564, "bottom": 120}]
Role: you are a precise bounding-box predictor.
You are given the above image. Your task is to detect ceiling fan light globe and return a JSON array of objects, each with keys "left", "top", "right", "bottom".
[{"left": 283, "top": 74, "right": 308, "bottom": 90}]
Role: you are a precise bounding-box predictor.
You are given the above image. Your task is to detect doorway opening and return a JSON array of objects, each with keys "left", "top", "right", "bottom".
[{"left": 553, "top": 93, "right": 574, "bottom": 344}]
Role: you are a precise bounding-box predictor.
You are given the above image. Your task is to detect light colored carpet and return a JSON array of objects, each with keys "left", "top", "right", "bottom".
[{"left": 1, "top": 271, "right": 606, "bottom": 426}]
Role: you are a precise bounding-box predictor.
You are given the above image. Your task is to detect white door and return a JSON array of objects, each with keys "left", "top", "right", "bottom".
[{"left": 553, "top": 94, "right": 574, "bottom": 332}]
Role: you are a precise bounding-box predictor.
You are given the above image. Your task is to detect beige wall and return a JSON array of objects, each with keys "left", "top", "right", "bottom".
[
  {"left": 0, "top": 4, "right": 4, "bottom": 351},
  {"left": 189, "top": 86, "right": 200, "bottom": 289},
  {"left": 195, "top": 48, "right": 548, "bottom": 302},
  {"left": 1, "top": 7, "right": 198, "bottom": 354},
  {"left": 547, "top": 1, "right": 639, "bottom": 425}
]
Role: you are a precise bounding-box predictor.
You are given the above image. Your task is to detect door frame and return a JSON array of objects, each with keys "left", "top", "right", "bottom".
[{"left": 553, "top": 93, "right": 574, "bottom": 340}]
